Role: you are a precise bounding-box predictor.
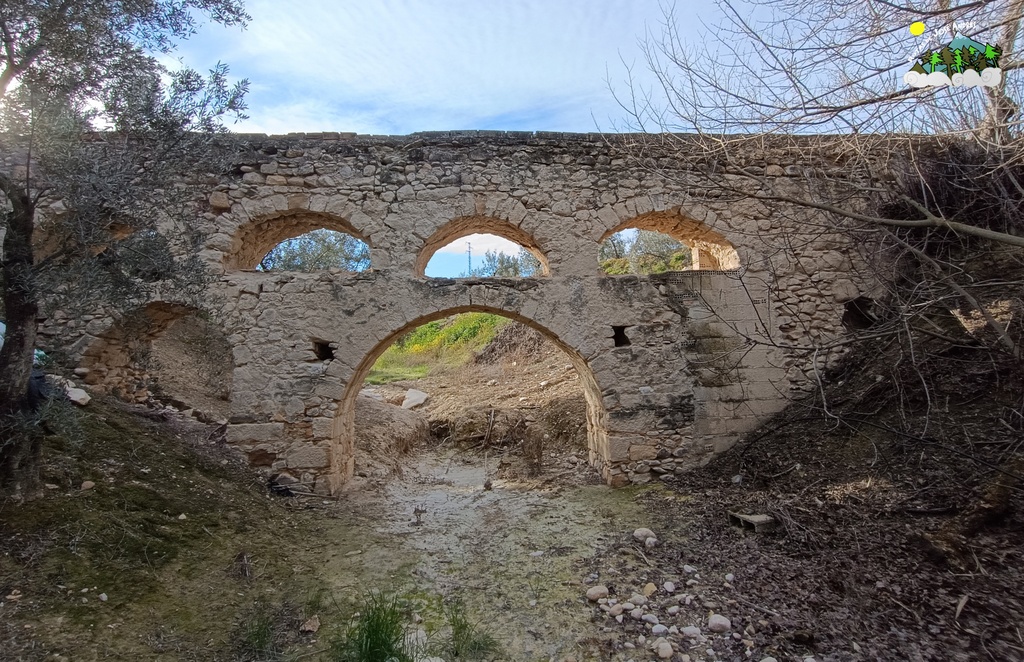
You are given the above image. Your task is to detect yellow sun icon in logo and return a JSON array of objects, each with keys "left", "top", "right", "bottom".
[{"left": 909, "top": 21, "right": 926, "bottom": 36}]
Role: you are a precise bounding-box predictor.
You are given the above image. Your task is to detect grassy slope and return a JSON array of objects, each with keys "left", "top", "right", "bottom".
[
  {"left": 0, "top": 398, "right": 332, "bottom": 661},
  {"left": 366, "top": 313, "right": 506, "bottom": 385}
]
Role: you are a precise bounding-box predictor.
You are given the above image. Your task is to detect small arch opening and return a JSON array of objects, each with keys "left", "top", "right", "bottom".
[
  {"left": 600, "top": 229, "right": 693, "bottom": 275},
  {"left": 257, "top": 229, "right": 370, "bottom": 273},
  {"left": 424, "top": 234, "right": 542, "bottom": 278},
  {"left": 415, "top": 216, "right": 549, "bottom": 277},
  {"left": 228, "top": 211, "right": 371, "bottom": 271},
  {"left": 600, "top": 209, "right": 740, "bottom": 273}
]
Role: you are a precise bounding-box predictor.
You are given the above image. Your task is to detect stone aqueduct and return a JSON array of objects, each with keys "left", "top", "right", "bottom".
[{"left": 61, "top": 132, "right": 874, "bottom": 493}]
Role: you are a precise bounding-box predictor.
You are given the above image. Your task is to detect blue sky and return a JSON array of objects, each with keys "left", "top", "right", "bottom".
[
  {"left": 173, "top": 1, "right": 696, "bottom": 275},
  {"left": 175, "top": 0, "right": 680, "bottom": 135}
]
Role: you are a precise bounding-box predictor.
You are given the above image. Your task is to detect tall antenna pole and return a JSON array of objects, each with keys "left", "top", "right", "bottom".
[{"left": 467, "top": 241, "right": 472, "bottom": 275}]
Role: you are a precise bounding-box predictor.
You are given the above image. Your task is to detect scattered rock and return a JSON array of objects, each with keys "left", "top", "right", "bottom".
[
  {"left": 683, "top": 564, "right": 697, "bottom": 573},
  {"left": 358, "top": 389, "right": 384, "bottom": 401},
  {"left": 98, "top": 593, "right": 107, "bottom": 602},
  {"left": 401, "top": 389, "right": 429, "bottom": 409},
  {"left": 177, "top": 513, "right": 187, "bottom": 520},
  {"left": 656, "top": 641, "right": 674, "bottom": 659},
  {"left": 65, "top": 387, "right": 91, "bottom": 406},
  {"left": 725, "top": 573, "right": 735, "bottom": 582},
  {"left": 299, "top": 615, "right": 321, "bottom": 633},
  {"left": 80, "top": 481, "right": 95, "bottom": 491},
  {"left": 682, "top": 625, "right": 701, "bottom": 638},
  {"left": 643, "top": 582, "right": 657, "bottom": 597},
  {"left": 586, "top": 585, "right": 609, "bottom": 601},
  {"left": 708, "top": 613, "right": 732, "bottom": 633},
  {"left": 645, "top": 536, "right": 657, "bottom": 548},
  {"left": 663, "top": 581, "right": 676, "bottom": 593},
  {"left": 633, "top": 527, "right": 656, "bottom": 542},
  {"left": 652, "top": 624, "right": 668, "bottom": 635},
  {"left": 642, "top": 614, "right": 659, "bottom": 625}
]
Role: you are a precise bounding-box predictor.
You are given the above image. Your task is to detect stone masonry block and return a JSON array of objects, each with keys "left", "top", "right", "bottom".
[
  {"left": 226, "top": 423, "right": 285, "bottom": 445},
  {"left": 287, "top": 444, "right": 330, "bottom": 469}
]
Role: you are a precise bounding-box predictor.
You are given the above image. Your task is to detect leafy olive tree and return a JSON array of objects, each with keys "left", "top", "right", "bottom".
[
  {"left": 599, "top": 230, "right": 691, "bottom": 275},
  {"left": 0, "top": 1, "right": 249, "bottom": 497},
  {"left": 467, "top": 248, "right": 542, "bottom": 278},
  {"left": 258, "top": 229, "right": 371, "bottom": 272}
]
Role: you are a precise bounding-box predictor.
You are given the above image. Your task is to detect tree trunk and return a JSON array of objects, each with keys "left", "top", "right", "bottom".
[{"left": 0, "top": 175, "right": 42, "bottom": 498}]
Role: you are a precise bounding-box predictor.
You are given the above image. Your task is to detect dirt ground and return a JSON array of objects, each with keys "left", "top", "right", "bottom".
[
  {"left": 4, "top": 325, "right": 1022, "bottom": 661},
  {"left": 345, "top": 332, "right": 1024, "bottom": 661}
]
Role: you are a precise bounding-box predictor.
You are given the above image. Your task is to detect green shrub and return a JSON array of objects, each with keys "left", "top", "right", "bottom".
[
  {"left": 329, "top": 593, "right": 413, "bottom": 662},
  {"left": 444, "top": 598, "right": 501, "bottom": 660},
  {"left": 367, "top": 313, "right": 509, "bottom": 384}
]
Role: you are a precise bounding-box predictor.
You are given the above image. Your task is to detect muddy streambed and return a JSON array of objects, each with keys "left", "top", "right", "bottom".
[{"left": 317, "top": 448, "right": 649, "bottom": 660}]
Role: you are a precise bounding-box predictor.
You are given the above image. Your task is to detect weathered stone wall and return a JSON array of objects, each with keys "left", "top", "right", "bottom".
[{"left": 47, "top": 131, "right": 879, "bottom": 493}]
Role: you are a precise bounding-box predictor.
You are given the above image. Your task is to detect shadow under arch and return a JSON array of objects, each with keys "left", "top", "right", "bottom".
[
  {"left": 79, "top": 302, "right": 232, "bottom": 406},
  {"left": 226, "top": 210, "right": 372, "bottom": 271},
  {"left": 601, "top": 208, "right": 741, "bottom": 271},
  {"left": 331, "top": 305, "right": 606, "bottom": 486},
  {"left": 414, "top": 215, "right": 550, "bottom": 277}
]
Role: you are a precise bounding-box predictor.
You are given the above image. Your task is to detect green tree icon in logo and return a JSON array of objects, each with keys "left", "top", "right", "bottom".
[{"left": 984, "top": 43, "right": 1002, "bottom": 67}]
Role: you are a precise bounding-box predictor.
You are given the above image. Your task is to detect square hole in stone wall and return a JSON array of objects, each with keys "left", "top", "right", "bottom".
[
  {"left": 312, "top": 339, "right": 335, "bottom": 361},
  {"left": 612, "top": 325, "right": 632, "bottom": 347}
]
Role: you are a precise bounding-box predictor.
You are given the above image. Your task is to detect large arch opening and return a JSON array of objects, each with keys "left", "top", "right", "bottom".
[
  {"left": 79, "top": 302, "right": 233, "bottom": 420},
  {"left": 227, "top": 211, "right": 372, "bottom": 271},
  {"left": 333, "top": 307, "right": 607, "bottom": 485},
  {"left": 415, "top": 216, "right": 550, "bottom": 278},
  {"left": 600, "top": 209, "right": 740, "bottom": 272}
]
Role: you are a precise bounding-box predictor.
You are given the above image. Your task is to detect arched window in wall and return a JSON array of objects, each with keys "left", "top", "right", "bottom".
[
  {"left": 599, "top": 229, "right": 693, "bottom": 275},
  {"left": 257, "top": 229, "right": 370, "bottom": 272},
  {"left": 228, "top": 211, "right": 372, "bottom": 272},
  {"left": 415, "top": 216, "right": 550, "bottom": 278},
  {"left": 423, "top": 233, "right": 541, "bottom": 278},
  {"left": 599, "top": 210, "right": 740, "bottom": 273}
]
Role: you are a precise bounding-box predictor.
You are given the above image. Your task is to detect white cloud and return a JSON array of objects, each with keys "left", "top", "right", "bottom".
[
  {"left": 434, "top": 234, "right": 523, "bottom": 256},
  {"left": 175, "top": 0, "right": 674, "bottom": 133}
]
